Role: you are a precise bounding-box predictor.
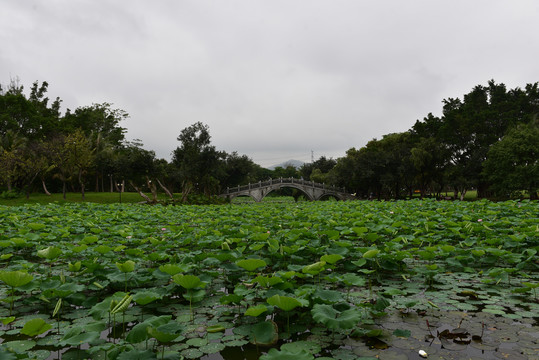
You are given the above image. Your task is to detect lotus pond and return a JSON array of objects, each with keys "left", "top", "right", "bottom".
[{"left": 0, "top": 199, "right": 537, "bottom": 360}]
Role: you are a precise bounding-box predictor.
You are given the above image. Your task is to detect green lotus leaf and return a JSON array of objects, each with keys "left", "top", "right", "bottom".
[
  {"left": 267, "top": 238, "right": 280, "bottom": 252},
  {"left": 94, "top": 245, "right": 111, "bottom": 254},
  {"left": 172, "top": 274, "right": 204, "bottom": 289},
  {"left": 236, "top": 259, "right": 267, "bottom": 272},
  {"left": 186, "top": 337, "right": 207, "bottom": 347},
  {"left": 313, "top": 289, "right": 344, "bottom": 304},
  {"left": 220, "top": 294, "right": 243, "bottom": 305},
  {"left": 27, "top": 223, "right": 46, "bottom": 231},
  {"left": 147, "top": 322, "right": 183, "bottom": 343},
  {"left": 180, "top": 348, "right": 204, "bottom": 359},
  {"left": 482, "top": 308, "right": 505, "bottom": 315},
  {"left": 311, "top": 304, "right": 361, "bottom": 330},
  {"left": 352, "top": 258, "right": 367, "bottom": 267},
  {"left": 363, "top": 249, "right": 380, "bottom": 259},
  {"left": 511, "top": 287, "right": 530, "bottom": 294},
  {"left": 254, "top": 275, "right": 283, "bottom": 287},
  {"left": 374, "top": 297, "right": 390, "bottom": 311},
  {"left": 133, "top": 290, "right": 162, "bottom": 305},
  {"left": 280, "top": 340, "right": 321, "bottom": 355},
  {"left": 2, "top": 340, "right": 36, "bottom": 353},
  {"left": 182, "top": 289, "right": 206, "bottom": 303},
  {"left": 45, "top": 282, "right": 84, "bottom": 298},
  {"left": 341, "top": 273, "right": 366, "bottom": 287},
  {"left": 200, "top": 342, "right": 226, "bottom": 354},
  {"left": 267, "top": 294, "right": 303, "bottom": 312},
  {"left": 37, "top": 246, "right": 62, "bottom": 260},
  {"left": 115, "top": 260, "right": 136, "bottom": 273},
  {"left": 252, "top": 232, "right": 271, "bottom": 241},
  {"left": 10, "top": 238, "right": 28, "bottom": 248},
  {"left": 440, "top": 245, "right": 455, "bottom": 252},
  {"left": 114, "top": 245, "right": 127, "bottom": 252},
  {"left": 365, "top": 329, "right": 384, "bottom": 337},
  {"left": 472, "top": 249, "right": 486, "bottom": 257},
  {"left": 20, "top": 318, "right": 52, "bottom": 337},
  {"left": 68, "top": 261, "right": 82, "bottom": 272},
  {"left": 81, "top": 235, "right": 99, "bottom": 244},
  {"left": 72, "top": 245, "right": 88, "bottom": 253},
  {"left": 250, "top": 320, "right": 279, "bottom": 346},
  {"left": 393, "top": 329, "right": 411, "bottom": 338},
  {"left": 245, "top": 304, "right": 268, "bottom": 317},
  {"left": 260, "top": 347, "right": 314, "bottom": 360},
  {"left": 0, "top": 271, "right": 34, "bottom": 288},
  {"left": 59, "top": 331, "right": 100, "bottom": 346},
  {"left": 206, "top": 324, "right": 226, "bottom": 333},
  {"left": 320, "top": 254, "right": 343, "bottom": 264},
  {"left": 1, "top": 316, "right": 16, "bottom": 325},
  {"left": 159, "top": 263, "right": 188, "bottom": 276},
  {"left": 352, "top": 227, "right": 368, "bottom": 235},
  {"left": 116, "top": 350, "right": 156, "bottom": 360},
  {"left": 126, "top": 315, "right": 172, "bottom": 344},
  {"left": 302, "top": 261, "right": 326, "bottom": 275}
]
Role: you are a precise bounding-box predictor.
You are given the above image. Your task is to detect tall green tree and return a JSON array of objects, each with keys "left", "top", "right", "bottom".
[
  {"left": 46, "top": 136, "right": 73, "bottom": 199},
  {"left": 0, "top": 130, "right": 27, "bottom": 191},
  {"left": 172, "top": 122, "right": 224, "bottom": 198},
  {"left": 220, "top": 152, "right": 257, "bottom": 189},
  {"left": 483, "top": 120, "right": 539, "bottom": 199},
  {"left": 115, "top": 140, "right": 164, "bottom": 203},
  {"left": 61, "top": 103, "right": 127, "bottom": 145},
  {"left": 0, "top": 80, "right": 62, "bottom": 140},
  {"left": 64, "top": 130, "right": 95, "bottom": 200},
  {"left": 300, "top": 156, "right": 336, "bottom": 181}
]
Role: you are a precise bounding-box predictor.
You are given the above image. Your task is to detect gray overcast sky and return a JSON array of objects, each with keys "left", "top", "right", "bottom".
[{"left": 2, "top": 1, "right": 539, "bottom": 167}]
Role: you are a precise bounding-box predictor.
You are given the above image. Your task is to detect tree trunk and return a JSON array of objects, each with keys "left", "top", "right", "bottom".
[
  {"left": 62, "top": 181, "right": 66, "bottom": 200},
  {"left": 181, "top": 181, "right": 193, "bottom": 203},
  {"left": 79, "top": 169, "right": 85, "bottom": 200},
  {"left": 146, "top": 177, "right": 158, "bottom": 203},
  {"left": 477, "top": 182, "right": 489, "bottom": 199},
  {"left": 129, "top": 180, "right": 153, "bottom": 203},
  {"left": 41, "top": 178, "right": 51, "bottom": 196},
  {"left": 157, "top": 179, "right": 174, "bottom": 199}
]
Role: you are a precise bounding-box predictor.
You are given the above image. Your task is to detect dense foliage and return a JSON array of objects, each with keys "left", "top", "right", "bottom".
[
  {"left": 0, "top": 80, "right": 267, "bottom": 203},
  {"left": 331, "top": 81, "right": 539, "bottom": 200},
  {"left": 1, "top": 78, "right": 538, "bottom": 201},
  {"left": 0, "top": 200, "right": 537, "bottom": 358}
]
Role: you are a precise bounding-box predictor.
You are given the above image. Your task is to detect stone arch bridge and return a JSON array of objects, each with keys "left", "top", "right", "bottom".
[{"left": 221, "top": 178, "right": 356, "bottom": 202}]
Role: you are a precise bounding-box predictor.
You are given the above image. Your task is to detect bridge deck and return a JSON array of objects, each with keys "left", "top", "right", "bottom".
[
  {"left": 222, "top": 177, "right": 346, "bottom": 194},
  {"left": 221, "top": 177, "right": 354, "bottom": 202}
]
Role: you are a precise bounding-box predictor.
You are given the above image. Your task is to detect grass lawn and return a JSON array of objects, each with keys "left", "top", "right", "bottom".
[
  {"left": 0, "top": 190, "right": 483, "bottom": 206},
  {"left": 0, "top": 192, "right": 173, "bottom": 206}
]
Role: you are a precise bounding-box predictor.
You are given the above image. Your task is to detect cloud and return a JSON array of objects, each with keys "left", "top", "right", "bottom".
[{"left": 2, "top": 0, "right": 539, "bottom": 167}]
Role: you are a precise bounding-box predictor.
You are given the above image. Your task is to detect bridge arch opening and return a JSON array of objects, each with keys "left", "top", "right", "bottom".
[
  {"left": 317, "top": 193, "right": 341, "bottom": 201},
  {"left": 264, "top": 186, "right": 314, "bottom": 202}
]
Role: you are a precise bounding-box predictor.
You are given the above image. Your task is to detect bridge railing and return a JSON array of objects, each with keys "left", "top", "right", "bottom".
[{"left": 223, "top": 177, "right": 346, "bottom": 195}]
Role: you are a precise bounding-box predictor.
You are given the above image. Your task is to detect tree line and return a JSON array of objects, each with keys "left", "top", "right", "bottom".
[
  {"left": 0, "top": 80, "right": 270, "bottom": 202},
  {"left": 330, "top": 80, "right": 539, "bottom": 200},
  {"left": 1, "top": 79, "right": 538, "bottom": 202}
]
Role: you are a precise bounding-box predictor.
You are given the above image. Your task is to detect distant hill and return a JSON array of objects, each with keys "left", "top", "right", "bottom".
[{"left": 267, "top": 159, "right": 305, "bottom": 170}]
